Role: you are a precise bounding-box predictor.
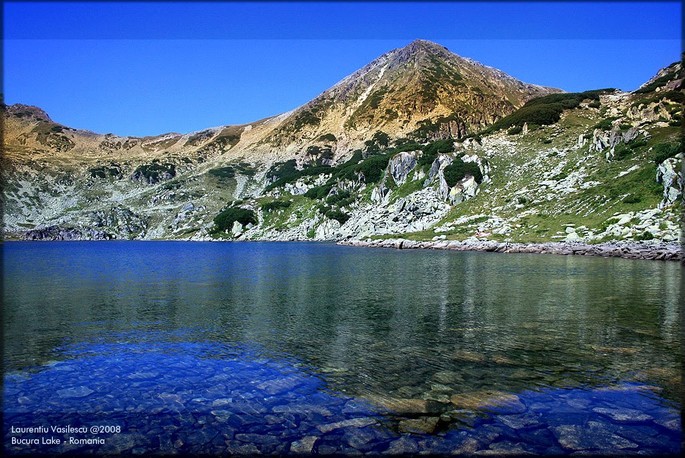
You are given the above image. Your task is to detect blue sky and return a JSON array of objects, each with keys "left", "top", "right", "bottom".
[{"left": 4, "top": 1, "right": 682, "bottom": 137}]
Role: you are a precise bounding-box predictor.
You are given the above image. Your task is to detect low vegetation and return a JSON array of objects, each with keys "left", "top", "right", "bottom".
[
  {"left": 260, "top": 199, "right": 292, "bottom": 212},
  {"left": 483, "top": 89, "right": 615, "bottom": 133},
  {"left": 131, "top": 162, "right": 176, "bottom": 184},
  {"left": 417, "top": 139, "right": 453, "bottom": 167},
  {"left": 652, "top": 142, "right": 682, "bottom": 164},
  {"left": 443, "top": 158, "right": 483, "bottom": 186},
  {"left": 212, "top": 206, "right": 257, "bottom": 233}
]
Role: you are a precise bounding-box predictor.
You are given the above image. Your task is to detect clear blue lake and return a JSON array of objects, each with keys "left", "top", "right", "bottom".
[{"left": 2, "top": 241, "right": 682, "bottom": 455}]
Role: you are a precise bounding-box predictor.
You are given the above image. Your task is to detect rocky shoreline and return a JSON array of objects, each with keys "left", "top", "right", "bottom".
[{"left": 338, "top": 238, "right": 683, "bottom": 262}]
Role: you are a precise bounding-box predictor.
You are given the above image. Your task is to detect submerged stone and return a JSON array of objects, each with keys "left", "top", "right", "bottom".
[
  {"left": 488, "top": 440, "right": 533, "bottom": 454},
  {"left": 654, "top": 416, "right": 681, "bottom": 432},
  {"left": 56, "top": 386, "right": 94, "bottom": 398},
  {"left": 224, "top": 441, "right": 261, "bottom": 455},
  {"left": 552, "top": 424, "right": 639, "bottom": 451},
  {"left": 398, "top": 416, "right": 439, "bottom": 434},
  {"left": 127, "top": 371, "right": 159, "bottom": 380},
  {"left": 317, "top": 417, "right": 377, "bottom": 433},
  {"left": 289, "top": 436, "right": 318, "bottom": 454},
  {"left": 497, "top": 413, "right": 540, "bottom": 429},
  {"left": 450, "top": 390, "right": 526, "bottom": 414},
  {"left": 450, "top": 437, "right": 481, "bottom": 454},
  {"left": 591, "top": 407, "right": 653, "bottom": 423},
  {"left": 366, "top": 396, "right": 443, "bottom": 415},
  {"left": 383, "top": 436, "right": 419, "bottom": 455},
  {"left": 343, "top": 427, "right": 378, "bottom": 450},
  {"left": 256, "top": 376, "right": 303, "bottom": 395},
  {"left": 432, "top": 370, "right": 464, "bottom": 384}
]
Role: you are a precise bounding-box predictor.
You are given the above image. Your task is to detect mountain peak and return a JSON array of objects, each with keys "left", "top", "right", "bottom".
[
  {"left": 267, "top": 39, "right": 562, "bottom": 149},
  {"left": 5, "top": 104, "right": 53, "bottom": 122},
  {"left": 389, "top": 39, "right": 454, "bottom": 65},
  {"left": 404, "top": 39, "right": 449, "bottom": 52}
]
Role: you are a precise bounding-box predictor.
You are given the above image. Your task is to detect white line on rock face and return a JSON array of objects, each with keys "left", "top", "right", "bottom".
[{"left": 355, "top": 63, "right": 389, "bottom": 108}]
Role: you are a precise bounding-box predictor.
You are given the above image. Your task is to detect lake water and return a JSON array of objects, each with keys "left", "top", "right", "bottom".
[{"left": 2, "top": 241, "right": 682, "bottom": 455}]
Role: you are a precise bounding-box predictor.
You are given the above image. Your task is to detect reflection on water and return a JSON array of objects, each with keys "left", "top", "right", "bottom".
[{"left": 2, "top": 241, "right": 683, "bottom": 454}]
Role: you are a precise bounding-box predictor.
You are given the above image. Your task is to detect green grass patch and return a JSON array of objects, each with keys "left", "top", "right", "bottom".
[{"left": 391, "top": 174, "right": 425, "bottom": 200}]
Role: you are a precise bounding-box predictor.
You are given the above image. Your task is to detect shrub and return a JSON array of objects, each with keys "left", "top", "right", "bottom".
[
  {"left": 622, "top": 194, "right": 641, "bottom": 204},
  {"left": 260, "top": 200, "right": 291, "bottom": 212},
  {"left": 483, "top": 89, "right": 615, "bottom": 133},
  {"left": 326, "top": 190, "right": 351, "bottom": 205},
  {"left": 593, "top": 118, "right": 616, "bottom": 130},
  {"left": 208, "top": 167, "right": 236, "bottom": 179},
  {"left": 356, "top": 154, "right": 391, "bottom": 183},
  {"left": 410, "top": 113, "right": 463, "bottom": 140},
  {"left": 507, "top": 125, "right": 523, "bottom": 135},
  {"left": 234, "top": 162, "right": 256, "bottom": 176},
  {"left": 633, "top": 61, "right": 682, "bottom": 94},
  {"left": 652, "top": 142, "right": 682, "bottom": 164},
  {"left": 318, "top": 133, "right": 337, "bottom": 142},
  {"left": 292, "top": 108, "right": 321, "bottom": 130},
  {"left": 663, "top": 91, "right": 685, "bottom": 104},
  {"left": 131, "top": 162, "right": 176, "bottom": 184},
  {"left": 305, "top": 184, "right": 333, "bottom": 199},
  {"left": 267, "top": 159, "right": 298, "bottom": 182},
  {"left": 264, "top": 160, "right": 326, "bottom": 191},
  {"left": 443, "top": 158, "right": 483, "bottom": 187},
  {"left": 306, "top": 145, "right": 334, "bottom": 165},
  {"left": 635, "top": 231, "right": 655, "bottom": 241},
  {"left": 364, "top": 131, "right": 390, "bottom": 152},
  {"left": 612, "top": 143, "right": 632, "bottom": 160},
  {"left": 325, "top": 209, "right": 350, "bottom": 225},
  {"left": 90, "top": 164, "right": 122, "bottom": 179},
  {"left": 629, "top": 138, "right": 648, "bottom": 149},
  {"left": 213, "top": 207, "right": 257, "bottom": 233},
  {"left": 393, "top": 140, "right": 422, "bottom": 153},
  {"left": 418, "top": 139, "right": 453, "bottom": 167}
]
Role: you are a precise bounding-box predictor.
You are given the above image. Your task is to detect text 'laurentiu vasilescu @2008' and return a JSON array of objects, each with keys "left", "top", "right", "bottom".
[{"left": 8, "top": 424, "right": 122, "bottom": 447}]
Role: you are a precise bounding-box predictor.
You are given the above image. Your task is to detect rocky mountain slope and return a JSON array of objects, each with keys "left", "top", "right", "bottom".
[{"left": 2, "top": 41, "right": 682, "bottom": 246}]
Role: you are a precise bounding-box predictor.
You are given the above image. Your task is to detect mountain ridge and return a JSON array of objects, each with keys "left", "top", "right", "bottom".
[
  {"left": 3, "top": 40, "right": 562, "bottom": 162},
  {"left": 2, "top": 42, "right": 682, "bottom": 248}
]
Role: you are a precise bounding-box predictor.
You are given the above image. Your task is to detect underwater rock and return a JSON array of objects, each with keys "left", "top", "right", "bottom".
[
  {"left": 316, "top": 417, "right": 377, "bottom": 433},
  {"left": 398, "top": 416, "right": 440, "bottom": 434},
  {"left": 289, "top": 436, "right": 318, "bottom": 454},
  {"left": 56, "top": 386, "right": 94, "bottom": 398}
]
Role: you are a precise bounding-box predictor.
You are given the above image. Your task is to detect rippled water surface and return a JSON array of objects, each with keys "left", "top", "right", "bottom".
[{"left": 3, "top": 241, "right": 682, "bottom": 455}]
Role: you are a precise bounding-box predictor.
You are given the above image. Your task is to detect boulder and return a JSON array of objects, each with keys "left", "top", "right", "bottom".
[
  {"left": 231, "top": 221, "right": 243, "bottom": 235},
  {"left": 388, "top": 151, "right": 418, "bottom": 185},
  {"left": 656, "top": 153, "right": 683, "bottom": 209}
]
